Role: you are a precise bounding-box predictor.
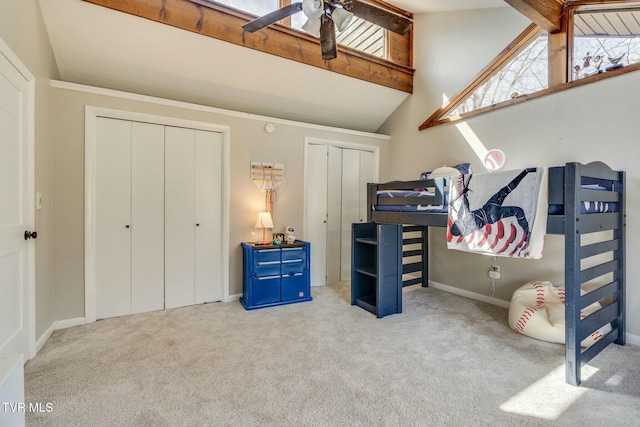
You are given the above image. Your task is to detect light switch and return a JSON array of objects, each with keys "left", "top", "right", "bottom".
[{"left": 36, "top": 192, "right": 43, "bottom": 210}]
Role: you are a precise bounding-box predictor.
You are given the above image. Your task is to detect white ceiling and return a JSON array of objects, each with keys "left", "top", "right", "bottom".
[{"left": 38, "top": 0, "right": 507, "bottom": 133}]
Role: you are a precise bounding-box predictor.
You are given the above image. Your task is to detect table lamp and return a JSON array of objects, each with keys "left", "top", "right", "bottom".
[{"left": 255, "top": 211, "right": 274, "bottom": 245}]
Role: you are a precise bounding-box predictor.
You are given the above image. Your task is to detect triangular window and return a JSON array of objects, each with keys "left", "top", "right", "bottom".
[{"left": 421, "top": 24, "right": 546, "bottom": 130}]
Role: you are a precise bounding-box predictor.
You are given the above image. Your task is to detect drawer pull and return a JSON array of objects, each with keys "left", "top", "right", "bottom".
[
  {"left": 282, "top": 259, "right": 302, "bottom": 264},
  {"left": 282, "top": 248, "right": 303, "bottom": 252},
  {"left": 257, "top": 261, "right": 280, "bottom": 266},
  {"left": 258, "top": 275, "right": 281, "bottom": 281},
  {"left": 283, "top": 272, "right": 303, "bottom": 278},
  {"left": 257, "top": 249, "right": 280, "bottom": 253}
]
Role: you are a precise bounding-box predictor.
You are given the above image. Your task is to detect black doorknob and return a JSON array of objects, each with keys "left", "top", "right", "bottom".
[{"left": 24, "top": 231, "right": 38, "bottom": 240}]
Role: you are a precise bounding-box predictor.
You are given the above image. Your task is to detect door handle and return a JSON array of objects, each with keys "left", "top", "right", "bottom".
[{"left": 24, "top": 231, "right": 38, "bottom": 240}]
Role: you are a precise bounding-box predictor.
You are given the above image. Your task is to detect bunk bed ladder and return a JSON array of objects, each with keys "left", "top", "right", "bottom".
[
  {"left": 564, "top": 162, "right": 626, "bottom": 386},
  {"left": 401, "top": 225, "right": 428, "bottom": 287}
]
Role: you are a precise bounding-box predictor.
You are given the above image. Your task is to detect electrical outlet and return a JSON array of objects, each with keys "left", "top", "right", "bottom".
[{"left": 488, "top": 264, "right": 502, "bottom": 280}]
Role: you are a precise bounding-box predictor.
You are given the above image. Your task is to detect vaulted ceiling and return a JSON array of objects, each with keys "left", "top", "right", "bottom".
[{"left": 38, "top": 0, "right": 507, "bottom": 132}]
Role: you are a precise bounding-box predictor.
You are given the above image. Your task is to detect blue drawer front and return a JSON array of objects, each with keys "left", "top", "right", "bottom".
[
  {"left": 252, "top": 276, "right": 280, "bottom": 305},
  {"left": 254, "top": 249, "right": 280, "bottom": 264},
  {"left": 281, "top": 259, "right": 304, "bottom": 275},
  {"left": 254, "top": 263, "right": 281, "bottom": 277},
  {"left": 281, "top": 273, "right": 307, "bottom": 301},
  {"left": 281, "top": 247, "right": 305, "bottom": 262}
]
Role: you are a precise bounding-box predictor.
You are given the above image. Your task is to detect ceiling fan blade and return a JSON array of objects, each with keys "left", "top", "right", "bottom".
[
  {"left": 320, "top": 15, "right": 338, "bottom": 60},
  {"left": 242, "top": 2, "right": 303, "bottom": 33},
  {"left": 347, "top": 0, "right": 412, "bottom": 35}
]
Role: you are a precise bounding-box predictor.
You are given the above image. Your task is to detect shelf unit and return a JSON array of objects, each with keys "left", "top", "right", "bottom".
[{"left": 351, "top": 223, "right": 403, "bottom": 318}]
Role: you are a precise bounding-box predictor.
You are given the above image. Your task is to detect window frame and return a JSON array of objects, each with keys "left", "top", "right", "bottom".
[
  {"left": 420, "top": 0, "right": 640, "bottom": 130},
  {"left": 81, "top": 0, "right": 414, "bottom": 93}
]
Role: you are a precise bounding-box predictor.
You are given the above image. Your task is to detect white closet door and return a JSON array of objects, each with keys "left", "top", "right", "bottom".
[
  {"left": 305, "top": 144, "right": 328, "bottom": 286},
  {"left": 340, "top": 149, "right": 360, "bottom": 281},
  {"left": 131, "top": 122, "right": 165, "bottom": 313},
  {"left": 165, "top": 126, "right": 196, "bottom": 309},
  {"left": 194, "top": 130, "right": 223, "bottom": 303},
  {"left": 326, "top": 146, "right": 343, "bottom": 284},
  {"left": 96, "top": 118, "right": 132, "bottom": 319},
  {"left": 359, "top": 150, "right": 374, "bottom": 223}
]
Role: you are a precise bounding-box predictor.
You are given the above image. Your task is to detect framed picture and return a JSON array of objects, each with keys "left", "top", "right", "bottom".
[{"left": 273, "top": 233, "right": 285, "bottom": 244}]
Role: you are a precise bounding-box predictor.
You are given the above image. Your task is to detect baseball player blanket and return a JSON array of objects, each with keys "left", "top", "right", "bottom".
[{"left": 447, "top": 167, "right": 548, "bottom": 258}]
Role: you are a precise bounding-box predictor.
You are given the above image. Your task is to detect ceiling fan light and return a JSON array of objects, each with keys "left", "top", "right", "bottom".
[
  {"left": 302, "top": 0, "right": 324, "bottom": 20},
  {"left": 331, "top": 7, "right": 353, "bottom": 32},
  {"left": 332, "top": 8, "right": 354, "bottom": 32},
  {"left": 302, "top": 17, "right": 321, "bottom": 38}
]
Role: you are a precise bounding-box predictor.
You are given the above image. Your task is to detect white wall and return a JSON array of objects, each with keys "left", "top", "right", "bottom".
[
  {"left": 380, "top": 8, "right": 640, "bottom": 338},
  {"left": 0, "top": 0, "right": 59, "bottom": 339},
  {"left": 50, "top": 83, "right": 390, "bottom": 321}
]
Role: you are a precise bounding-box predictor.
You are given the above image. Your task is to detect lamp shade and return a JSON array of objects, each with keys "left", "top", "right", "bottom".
[
  {"left": 332, "top": 7, "right": 354, "bottom": 32},
  {"left": 302, "top": 17, "right": 321, "bottom": 37},
  {"left": 302, "top": 0, "right": 324, "bottom": 19},
  {"left": 255, "top": 211, "right": 274, "bottom": 229}
]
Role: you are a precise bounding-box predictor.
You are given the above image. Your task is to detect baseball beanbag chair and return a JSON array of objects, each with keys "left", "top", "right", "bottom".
[{"left": 508, "top": 281, "right": 611, "bottom": 348}]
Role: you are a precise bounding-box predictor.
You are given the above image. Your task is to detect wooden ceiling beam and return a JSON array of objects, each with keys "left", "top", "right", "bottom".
[
  {"left": 504, "top": 0, "right": 565, "bottom": 33},
  {"left": 81, "top": 0, "right": 414, "bottom": 93}
]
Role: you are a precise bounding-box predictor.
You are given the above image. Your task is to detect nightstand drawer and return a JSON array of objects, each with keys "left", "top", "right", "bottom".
[
  {"left": 254, "top": 249, "right": 281, "bottom": 264},
  {"left": 281, "top": 258, "right": 305, "bottom": 275},
  {"left": 254, "top": 263, "right": 281, "bottom": 277},
  {"left": 252, "top": 276, "right": 280, "bottom": 305},
  {"left": 281, "top": 247, "right": 305, "bottom": 262}
]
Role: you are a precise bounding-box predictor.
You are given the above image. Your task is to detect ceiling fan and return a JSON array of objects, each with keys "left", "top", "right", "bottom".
[{"left": 242, "top": 0, "right": 412, "bottom": 61}]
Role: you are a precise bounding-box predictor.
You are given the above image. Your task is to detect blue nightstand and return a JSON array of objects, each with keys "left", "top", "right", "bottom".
[{"left": 241, "top": 240, "right": 312, "bottom": 310}]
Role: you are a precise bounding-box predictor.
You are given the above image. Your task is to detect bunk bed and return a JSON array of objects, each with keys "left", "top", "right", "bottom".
[{"left": 367, "top": 161, "right": 626, "bottom": 386}]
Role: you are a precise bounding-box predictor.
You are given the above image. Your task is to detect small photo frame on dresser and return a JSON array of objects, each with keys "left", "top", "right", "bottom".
[{"left": 273, "top": 233, "right": 285, "bottom": 245}]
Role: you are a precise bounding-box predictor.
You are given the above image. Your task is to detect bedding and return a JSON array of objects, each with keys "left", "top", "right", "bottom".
[{"left": 446, "top": 167, "right": 548, "bottom": 259}]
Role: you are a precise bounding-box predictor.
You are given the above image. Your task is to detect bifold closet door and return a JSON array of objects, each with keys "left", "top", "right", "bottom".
[
  {"left": 194, "top": 130, "right": 223, "bottom": 304},
  {"left": 306, "top": 144, "right": 329, "bottom": 287},
  {"left": 96, "top": 118, "right": 133, "bottom": 319},
  {"left": 96, "top": 119, "right": 164, "bottom": 319},
  {"left": 131, "top": 122, "right": 165, "bottom": 313},
  {"left": 339, "top": 149, "right": 373, "bottom": 281},
  {"left": 165, "top": 126, "right": 222, "bottom": 309}
]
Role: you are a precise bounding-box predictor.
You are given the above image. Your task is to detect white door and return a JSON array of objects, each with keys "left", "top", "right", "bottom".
[
  {"left": 194, "top": 130, "right": 223, "bottom": 303},
  {"left": 340, "top": 149, "right": 361, "bottom": 281},
  {"left": 305, "top": 144, "right": 376, "bottom": 285},
  {"left": 131, "top": 122, "right": 165, "bottom": 313},
  {"left": 340, "top": 149, "right": 374, "bottom": 281},
  {"left": 96, "top": 119, "right": 165, "bottom": 319},
  {"left": 306, "top": 144, "right": 328, "bottom": 286},
  {"left": 95, "top": 118, "right": 132, "bottom": 319},
  {"left": 165, "top": 127, "right": 197, "bottom": 309},
  {"left": 0, "top": 45, "right": 34, "bottom": 427},
  {"left": 165, "top": 127, "right": 223, "bottom": 308},
  {"left": 326, "top": 146, "right": 343, "bottom": 284}
]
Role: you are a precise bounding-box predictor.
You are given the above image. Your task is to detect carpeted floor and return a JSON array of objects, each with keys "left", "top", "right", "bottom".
[{"left": 25, "top": 283, "right": 640, "bottom": 427}]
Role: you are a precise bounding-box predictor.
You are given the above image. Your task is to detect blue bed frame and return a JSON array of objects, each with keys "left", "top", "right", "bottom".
[{"left": 367, "top": 162, "right": 626, "bottom": 386}]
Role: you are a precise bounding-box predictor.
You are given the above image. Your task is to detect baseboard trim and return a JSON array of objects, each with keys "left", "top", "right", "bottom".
[
  {"left": 224, "top": 294, "right": 241, "bottom": 303},
  {"left": 428, "top": 281, "right": 640, "bottom": 346},
  {"left": 34, "top": 318, "right": 87, "bottom": 356},
  {"left": 428, "top": 280, "right": 511, "bottom": 309},
  {"left": 55, "top": 317, "right": 86, "bottom": 330},
  {"left": 625, "top": 332, "right": 640, "bottom": 346},
  {"left": 35, "top": 323, "right": 55, "bottom": 354}
]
